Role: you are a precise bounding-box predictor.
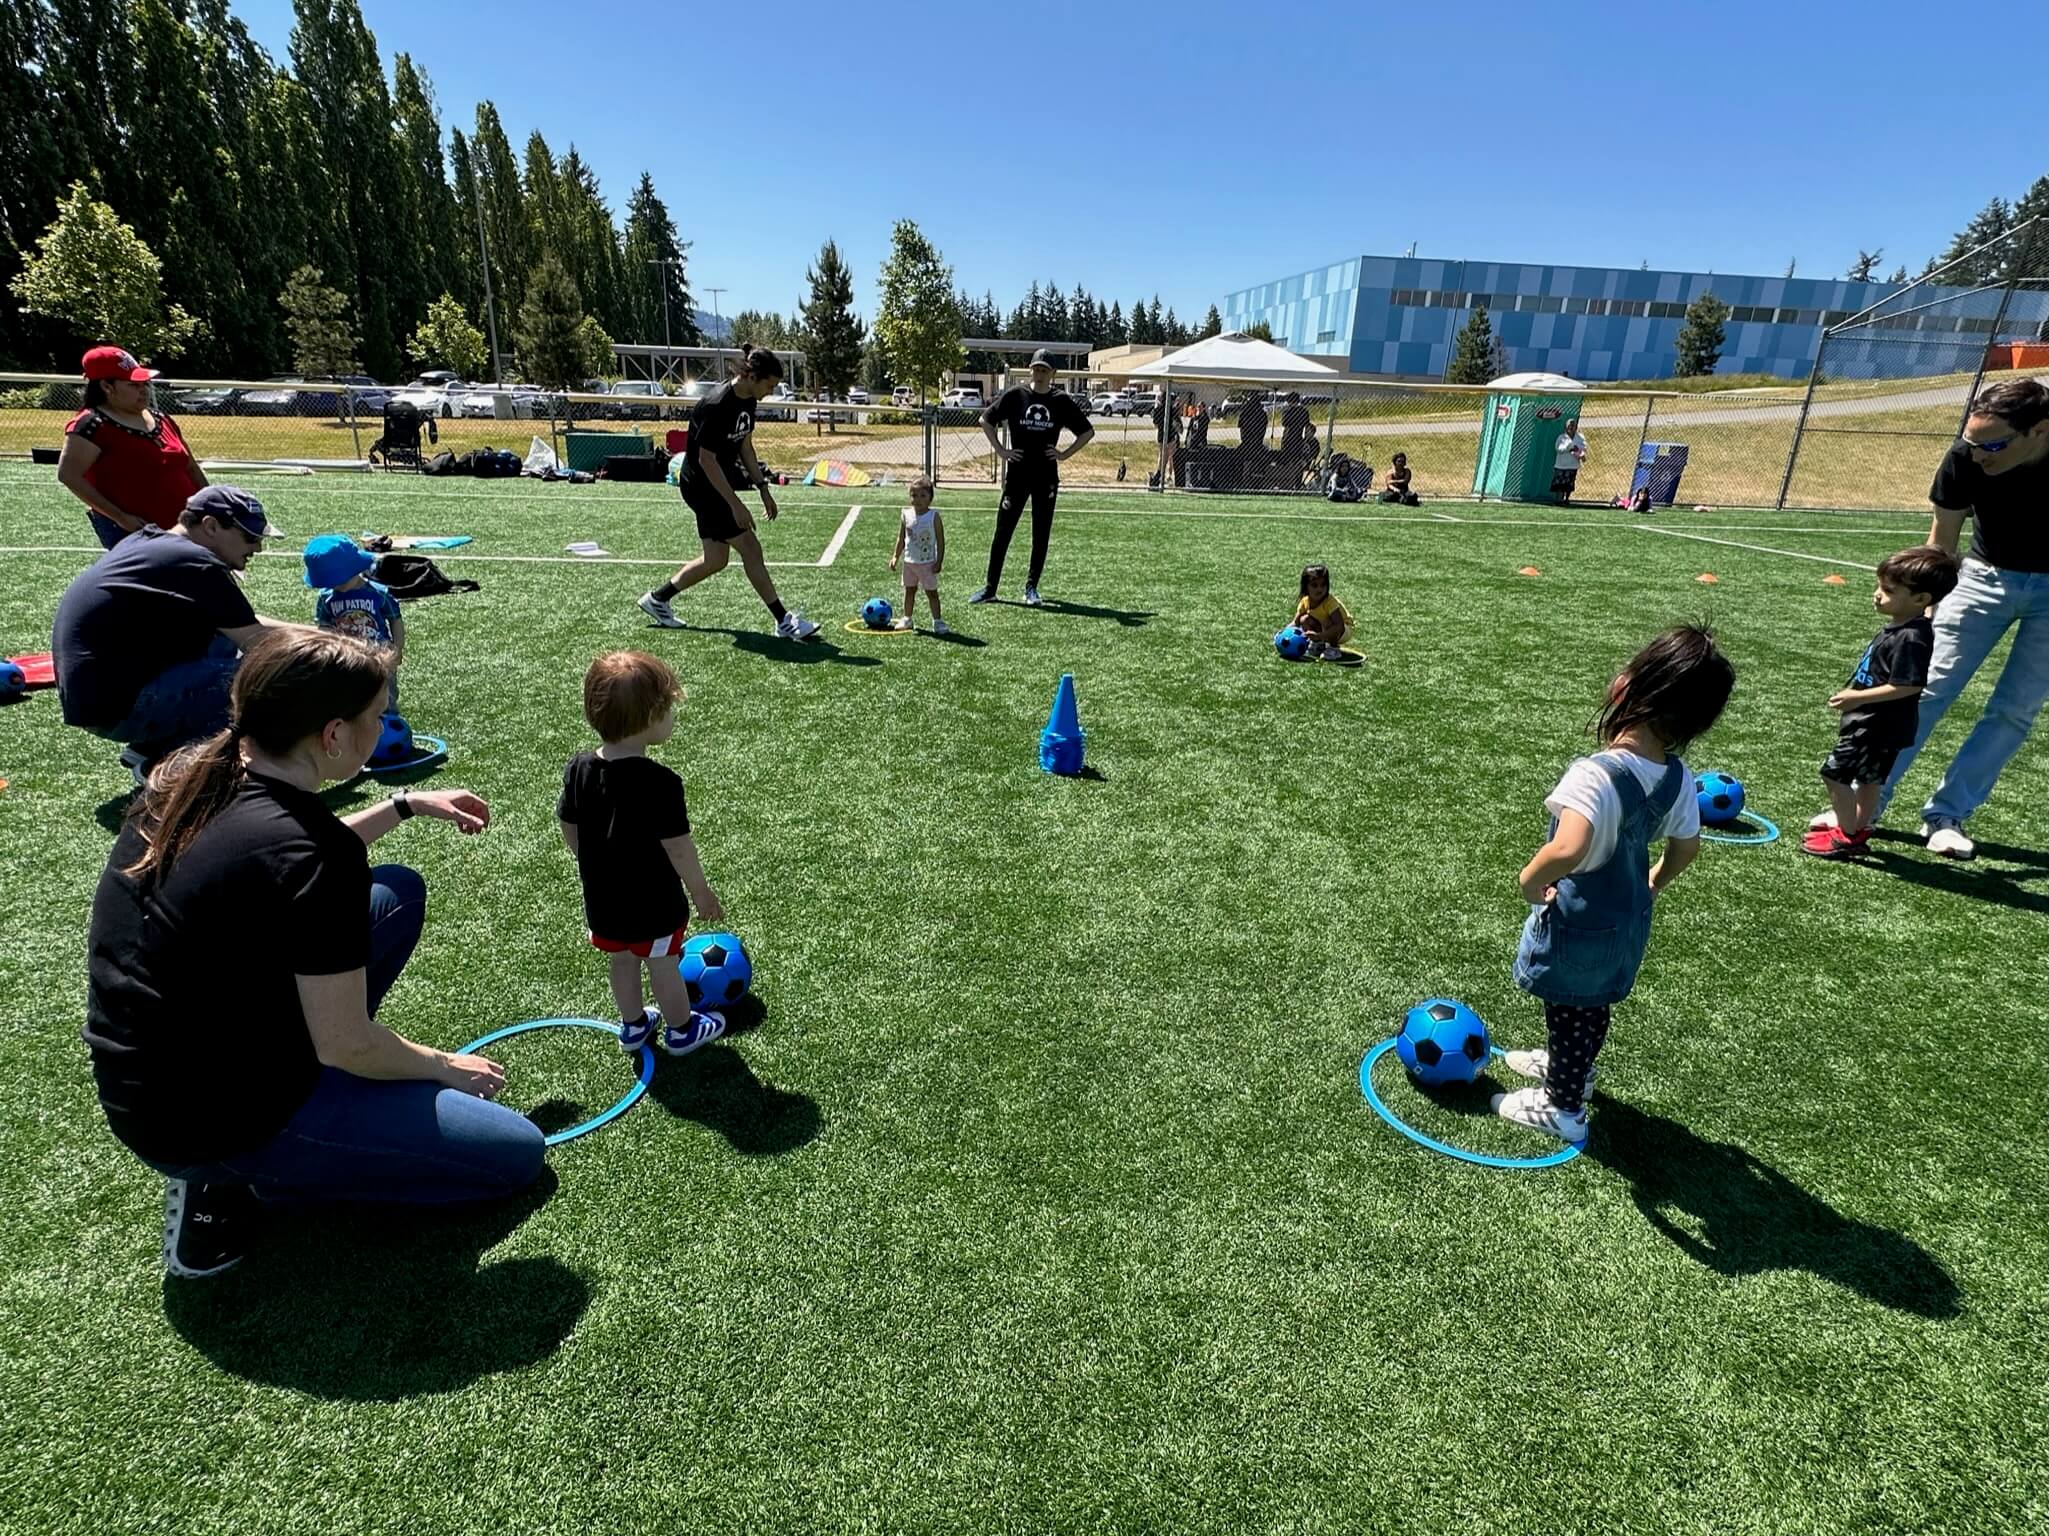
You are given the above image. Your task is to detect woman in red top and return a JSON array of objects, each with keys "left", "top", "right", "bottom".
[{"left": 57, "top": 346, "right": 207, "bottom": 549}]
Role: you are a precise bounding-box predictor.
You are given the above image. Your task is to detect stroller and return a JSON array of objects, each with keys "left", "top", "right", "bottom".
[{"left": 369, "top": 399, "right": 438, "bottom": 471}]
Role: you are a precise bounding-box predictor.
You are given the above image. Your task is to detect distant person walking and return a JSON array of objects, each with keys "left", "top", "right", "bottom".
[
  {"left": 1236, "top": 392, "right": 1269, "bottom": 487},
  {"left": 1812, "top": 377, "right": 2049, "bottom": 859},
  {"left": 57, "top": 346, "right": 207, "bottom": 549},
  {"left": 1152, "top": 390, "right": 1185, "bottom": 488},
  {"left": 969, "top": 351, "right": 1093, "bottom": 607},
  {"left": 1552, "top": 417, "right": 1588, "bottom": 503}
]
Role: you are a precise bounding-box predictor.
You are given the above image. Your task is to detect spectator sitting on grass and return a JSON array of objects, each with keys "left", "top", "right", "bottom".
[{"left": 1379, "top": 452, "right": 1420, "bottom": 506}]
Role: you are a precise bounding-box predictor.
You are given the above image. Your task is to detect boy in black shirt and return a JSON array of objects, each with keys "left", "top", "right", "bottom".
[
  {"left": 1803, "top": 546, "right": 1960, "bottom": 859},
  {"left": 559, "top": 651, "right": 729, "bottom": 1054}
]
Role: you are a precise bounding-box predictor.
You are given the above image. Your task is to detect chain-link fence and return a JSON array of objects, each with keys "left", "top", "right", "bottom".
[{"left": 1782, "top": 217, "right": 2049, "bottom": 510}]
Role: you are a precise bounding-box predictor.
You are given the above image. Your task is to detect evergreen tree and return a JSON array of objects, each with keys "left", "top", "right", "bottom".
[
  {"left": 558, "top": 148, "right": 623, "bottom": 337},
  {"left": 514, "top": 251, "right": 585, "bottom": 389},
  {"left": 1162, "top": 306, "right": 1182, "bottom": 346},
  {"left": 1929, "top": 197, "right": 2012, "bottom": 283},
  {"left": 407, "top": 292, "right": 487, "bottom": 378},
  {"left": 11, "top": 182, "right": 203, "bottom": 358},
  {"left": 1845, "top": 249, "right": 1883, "bottom": 282},
  {"left": 469, "top": 102, "right": 532, "bottom": 327},
  {"left": 799, "top": 238, "right": 865, "bottom": 429},
  {"left": 1070, "top": 284, "right": 1093, "bottom": 346},
  {"left": 1106, "top": 301, "right": 1126, "bottom": 347},
  {"left": 1128, "top": 299, "right": 1153, "bottom": 345},
  {"left": 0, "top": 0, "right": 67, "bottom": 364},
  {"left": 448, "top": 129, "right": 484, "bottom": 317},
  {"left": 1244, "top": 320, "right": 1275, "bottom": 343},
  {"left": 1147, "top": 296, "right": 1165, "bottom": 343},
  {"left": 874, "top": 218, "right": 964, "bottom": 400},
  {"left": 278, "top": 264, "right": 359, "bottom": 380},
  {"left": 620, "top": 172, "right": 696, "bottom": 345},
  {"left": 1673, "top": 292, "right": 1730, "bottom": 377},
  {"left": 1444, "top": 307, "right": 1497, "bottom": 385},
  {"left": 1199, "top": 304, "right": 1222, "bottom": 339},
  {"left": 1041, "top": 281, "right": 1068, "bottom": 341},
  {"left": 1887, "top": 265, "right": 1907, "bottom": 283},
  {"left": 391, "top": 54, "right": 463, "bottom": 316}
]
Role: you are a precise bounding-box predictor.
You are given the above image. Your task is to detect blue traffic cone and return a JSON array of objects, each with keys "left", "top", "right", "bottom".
[{"left": 1040, "top": 672, "right": 1085, "bottom": 776}]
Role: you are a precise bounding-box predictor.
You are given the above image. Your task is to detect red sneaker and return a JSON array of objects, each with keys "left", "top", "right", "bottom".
[{"left": 1801, "top": 826, "right": 1870, "bottom": 858}]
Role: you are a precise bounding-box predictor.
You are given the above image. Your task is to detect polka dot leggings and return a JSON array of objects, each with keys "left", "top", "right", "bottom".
[{"left": 1543, "top": 1003, "right": 1612, "bottom": 1113}]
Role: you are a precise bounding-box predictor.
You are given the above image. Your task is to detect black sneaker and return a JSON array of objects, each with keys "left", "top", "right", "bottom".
[{"left": 162, "top": 1178, "right": 254, "bottom": 1279}]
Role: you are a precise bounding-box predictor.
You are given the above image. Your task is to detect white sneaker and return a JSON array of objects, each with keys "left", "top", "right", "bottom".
[
  {"left": 966, "top": 586, "right": 994, "bottom": 604},
  {"left": 1808, "top": 809, "right": 1838, "bottom": 832},
  {"left": 776, "top": 611, "right": 821, "bottom": 641},
  {"left": 1925, "top": 817, "right": 1975, "bottom": 860},
  {"left": 891, "top": 616, "right": 914, "bottom": 631},
  {"left": 1501, "top": 1049, "right": 1596, "bottom": 1094},
  {"left": 931, "top": 619, "right": 951, "bottom": 635},
  {"left": 638, "top": 592, "right": 683, "bottom": 629},
  {"left": 1490, "top": 1086, "right": 1590, "bottom": 1144},
  {"left": 1022, "top": 585, "right": 1043, "bottom": 606}
]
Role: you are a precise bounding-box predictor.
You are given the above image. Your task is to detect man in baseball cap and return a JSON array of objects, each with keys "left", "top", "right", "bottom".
[
  {"left": 52, "top": 483, "right": 286, "bottom": 772},
  {"left": 973, "top": 347, "right": 1093, "bottom": 606},
  {"left": 81, "top": 346, "right": 160, "bottom": 383}
]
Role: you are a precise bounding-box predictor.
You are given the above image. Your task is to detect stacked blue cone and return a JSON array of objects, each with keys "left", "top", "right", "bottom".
[{"left": 1039, "top": 672, "right": 1085, "bottom": 777}]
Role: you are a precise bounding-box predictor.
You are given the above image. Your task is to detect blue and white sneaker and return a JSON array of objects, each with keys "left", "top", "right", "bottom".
[
  {"left": 660, "top": 1009, "right": 727, "bottom": 1057},
  {"left": 619, "top": 1006, "right": 659, "bottom": 1053}
]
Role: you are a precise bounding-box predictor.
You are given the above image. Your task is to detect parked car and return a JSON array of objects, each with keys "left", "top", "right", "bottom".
[
  {"left": 392, "top": 372, "right": 465, "bottom": 417},
  {"left": 451, "top": 383, "right": 546, "bottom": 419},
  {"left": 171, "top": 385, "right": 241, "bottom": 415},
  {"left": 336, "top": 374, "right": 391, "bottom": 414},
  {"left": 890, "top": 386, "right": 917, "bottom": 408},
  {"left": 240, "top": 376, "right": 330, "bottom": 416},
  {"left": 1095, "top": 390, "right": 1142, "bottom": 416},
  {"left": 759, "top": 381, "right": 797, "bottom": 421},
  {"left": 845, "top": 386, "right": 870, "bottom": 406},
  {"left": 939, "top": 387, "right": 984, "bottom": 410},
  {"left": 604, "top": 380, "right": 667, "bottom": 419}
]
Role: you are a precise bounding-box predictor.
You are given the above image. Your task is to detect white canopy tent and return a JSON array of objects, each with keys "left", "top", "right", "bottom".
[
  {"left": 1486, "top": 371, "right": 1586, "bottom": 392},
  {"left": 1128, "top": 331, "right": 1339, "bottom": 381}
]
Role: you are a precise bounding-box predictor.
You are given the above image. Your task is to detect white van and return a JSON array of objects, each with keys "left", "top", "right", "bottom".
[{"left": 940, "top": 386, "right": 984, "bottom": 410}]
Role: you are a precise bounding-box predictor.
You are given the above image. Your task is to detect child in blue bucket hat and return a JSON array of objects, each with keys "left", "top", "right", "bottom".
[{"left": 304, "top": 535, "right": 404, "bottom": 708}]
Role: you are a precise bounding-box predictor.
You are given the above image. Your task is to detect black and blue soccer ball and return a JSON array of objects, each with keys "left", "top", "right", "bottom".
[
  {"left": 682, "top": 931, "right": 753, "bottom": 1011},
  {"left": 371, "top": 712, "right": 414, "bottom": 766},
  {"left": 1274, "top": 625, "right": 1311, "bottom": 660},
  {"left": 862, "top": 597, "right": 893, "bottom": 629},
  {"left": 1695, "top": 771, "right": 1745, "bottom": 826},
  {"left": 1395, "top": 999, "right": 1491, "bottom": 1086}
]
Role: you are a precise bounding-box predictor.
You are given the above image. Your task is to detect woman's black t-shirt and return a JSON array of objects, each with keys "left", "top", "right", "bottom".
[
  {"left": 680, "top": 382, "right": 756, "bottom": 488},
  {"left": 84, "top": 774, "right": 370, "bottom": 1165}
]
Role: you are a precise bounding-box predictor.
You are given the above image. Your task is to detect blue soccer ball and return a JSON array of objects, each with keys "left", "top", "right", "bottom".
[
  {"left": 371, "top": 712, "right": 414, "bottom": 765},
  {"left": 0, "top": 661, "right": 23, "bottom": 695},
  {"left": 1695, "top": 771, "right": 1745, "bottom": 826},
  {"left": 862, "top": 597, "right": 893, "bottom": 629},
  {"left": 1395, "top": 998, "right": 1492, "bottom": 1085},
  {"left": 682, "top": 931, "right": 753, "bottom": 1012},
  {"left": 1275, "top": 625, "right": 1311, "bottom": 660}
]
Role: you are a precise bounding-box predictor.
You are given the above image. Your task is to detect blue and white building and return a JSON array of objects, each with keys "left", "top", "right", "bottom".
[{"left": 1219, "top": 254, "right": 2041, "bottom": 381}]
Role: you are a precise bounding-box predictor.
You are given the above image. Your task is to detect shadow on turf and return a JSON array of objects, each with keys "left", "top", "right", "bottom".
[
  {"left": 986, "top": 596, "right": 1156, "bottom": 628},
  {"left": 162, "top": 1167, "right": 588, "bottom": 1400},
  {"left": 652, "top": 623, "right": 880, "bottom": 667},
  {"left": 645, "top": 998, "right": 820, "bottom": 1156},
  {"left": 1586, "top": 1099, "right": 1961, "bottom": 1319},
  {"left": 1861, "top": 830, "right": 2049, "bottom": 916}
]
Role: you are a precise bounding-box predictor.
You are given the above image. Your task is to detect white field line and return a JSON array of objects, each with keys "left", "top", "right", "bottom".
[
  {"left": 1635, "top": 524, "right": 1878, "bottom": 570},
  {"left": 1430, "top": 511, "right": 1462, "bottom": 522},
  {"left": 814, "top": 504, "right": 861, "bottom": 566}
]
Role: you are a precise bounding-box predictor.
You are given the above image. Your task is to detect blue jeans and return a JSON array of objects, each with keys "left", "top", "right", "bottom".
[
  {"left": 1880, "top": 559, "right": 2049, "bottom": 825},
  {"left": 88, "top": 511, "right": 132, "bottom": 550},
  {"left": 98, "top": 634, "right": 240, "bottom": 762},
  {"left": 143, "top": 865, "right": 546, "bottom": 1203}
]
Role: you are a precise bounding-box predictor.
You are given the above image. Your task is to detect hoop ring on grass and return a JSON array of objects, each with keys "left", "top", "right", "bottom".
[
  {"left": 458, "top": 1018, "right": 654, "bottom": 1147},
  {"left": 362, "top": 735, "right": 449, "bottom": 777},
  {"left": 1699, "top": 812, "right": 1780, "bottom": 846},
  {"left": 841, "top": 620, "right": 918, "bottom": 635},
  {"left": 1359, "top": 1038, "right": 1583, "bottom": 1170}
]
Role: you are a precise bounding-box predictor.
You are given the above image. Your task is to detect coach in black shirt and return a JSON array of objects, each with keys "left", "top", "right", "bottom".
[
  {"left": 969, "top": 350, "right": 1093, "bottom": 607},
  {"left": 1865, "top": 377, "right": 2049, "bottom": 860}
]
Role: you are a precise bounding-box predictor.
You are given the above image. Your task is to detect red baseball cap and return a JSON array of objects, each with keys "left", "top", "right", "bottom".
[{"left": 81, "top": 346, "right": 158, "bottom": 383}]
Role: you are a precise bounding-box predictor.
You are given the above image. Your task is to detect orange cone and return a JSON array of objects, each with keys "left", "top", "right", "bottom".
[
  {"left": 1517, "top": 565, "right": 1542, "bottom": 577},
  {"left": 1696, "top": 573, "right": 1719, "bottom": 584},
  {"left": 1823, "top": 573, "right": 1847, "bottom": 585}
]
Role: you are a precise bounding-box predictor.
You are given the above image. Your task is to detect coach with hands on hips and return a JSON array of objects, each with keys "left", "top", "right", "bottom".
[
  {"left": 969, "top": 350, "right": 1093, "bottom": 607},
  {"left": 1835, "top": 377, "right": 2049, "bottom": 859}
]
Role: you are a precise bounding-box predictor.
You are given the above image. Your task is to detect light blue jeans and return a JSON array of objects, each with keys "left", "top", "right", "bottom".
[{"left": 1881, "top": 559, "right": 2049, "bottom": 825}]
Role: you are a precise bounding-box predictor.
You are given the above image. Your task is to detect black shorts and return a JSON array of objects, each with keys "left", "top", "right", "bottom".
[
  {"left": 1821, "top": 729, "right": 1903, "bottom": 787},
  {"left": 679, "top": 476, "right": 750, "bottom": 543}
]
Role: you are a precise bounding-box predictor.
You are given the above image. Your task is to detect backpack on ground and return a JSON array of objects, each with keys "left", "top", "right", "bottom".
[{"left": 374, "top": 553, "right": 479, "bottom": 600}]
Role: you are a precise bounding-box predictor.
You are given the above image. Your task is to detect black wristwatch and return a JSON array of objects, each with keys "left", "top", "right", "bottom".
[{"left": 391, "top": 794, "right": 415, "bottom": 821}]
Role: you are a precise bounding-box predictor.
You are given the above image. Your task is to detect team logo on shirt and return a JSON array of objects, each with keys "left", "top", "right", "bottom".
[
  {"left": 729, "top": 411, "right": 752, "bottom": 442},
  {"left": 1022, "top": 403, "right": 1053, "bottom": 432}
]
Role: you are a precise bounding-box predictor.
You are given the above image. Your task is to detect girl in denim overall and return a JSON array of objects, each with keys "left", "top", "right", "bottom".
[{"left": 1496, "top": 626, "right": 1736, "bottom": 1143}]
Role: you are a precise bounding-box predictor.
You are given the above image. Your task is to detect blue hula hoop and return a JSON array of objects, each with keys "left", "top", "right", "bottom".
[
  {"left": 363, "top": 735, "right": 449, "bottom": 777},
  {"left": 1358, "top": 1038, "right": 1582, "bottom": 1170},
  {"left": 1700, "top": 812, "right": 1780, "bottom": 846},
  {"left": 458, "top": 1017, "right": 653, "bottom": 1147}
]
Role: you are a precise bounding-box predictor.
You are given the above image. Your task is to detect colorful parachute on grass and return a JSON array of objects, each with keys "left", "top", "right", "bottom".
[{"left": 801, "top": 459, "right": 872, "bottom": 487}]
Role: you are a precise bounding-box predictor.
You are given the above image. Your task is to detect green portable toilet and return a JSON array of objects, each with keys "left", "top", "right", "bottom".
[{"left": 1471, "top": 373, "right": 1586, "bottom": 502}]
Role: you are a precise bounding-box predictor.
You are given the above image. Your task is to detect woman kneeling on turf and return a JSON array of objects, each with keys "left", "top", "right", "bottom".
[
  {"left": 84, "top": 627, "right": 542, "bottom": 1280},
  {"left": 638, "top": 344, "right": 820, "bottom": 641}
]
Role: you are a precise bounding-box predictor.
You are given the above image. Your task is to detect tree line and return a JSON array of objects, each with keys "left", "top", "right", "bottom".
[{"left": 0, "top": 0, "right": 697, "bottom": 381}]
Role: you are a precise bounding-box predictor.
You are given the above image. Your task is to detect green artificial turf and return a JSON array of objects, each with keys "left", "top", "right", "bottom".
[{"left": 0, "top": 466, "right": 2042, "bottom": 1535}]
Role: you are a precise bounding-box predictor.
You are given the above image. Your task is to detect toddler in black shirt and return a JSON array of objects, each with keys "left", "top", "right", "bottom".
[
  {"left": 1803, "top": 546, "right": 1960, "bottom": 859},
  {"left": 559, "top": 651, "right": 729, "bottom": 1054}
]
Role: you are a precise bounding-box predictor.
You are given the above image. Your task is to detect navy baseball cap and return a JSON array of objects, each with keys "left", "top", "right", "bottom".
[
  {"left": 1028, "top": 350, "right": 1056, "bottom": 370},
  {"left": 185, "top": 485, "right": 280, "bottom": 538}
]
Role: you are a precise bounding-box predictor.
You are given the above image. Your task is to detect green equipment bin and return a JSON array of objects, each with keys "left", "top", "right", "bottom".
[
  {"left": 565, "top": 430, "right": 651, "bottom": 474},
  {"left": 1471, "top": 386, "right": 1585, "bottom": 502}
]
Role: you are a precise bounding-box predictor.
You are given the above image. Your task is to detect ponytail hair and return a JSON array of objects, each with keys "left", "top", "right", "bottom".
[
  {"left": 124, "top": 627, "right": 391, "bottom": 884},
  {"left": 736, "top": 343, "right": 784, "bottom": 382}
]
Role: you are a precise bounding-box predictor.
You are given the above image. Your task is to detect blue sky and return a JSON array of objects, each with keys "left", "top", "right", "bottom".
[{"left": 239, "top": 0, "right": 2046, "bottom": 324}]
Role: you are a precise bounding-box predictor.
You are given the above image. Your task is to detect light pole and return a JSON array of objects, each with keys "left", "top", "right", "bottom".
[
  {"left": 472, "top": 181, "right": 501, "bottom": 382},
  {"left": 647, "top": 256, "right": 680, "bottom": 380},
  {"left": 707, "top": 286, "right": 727, "bottom": 378}
]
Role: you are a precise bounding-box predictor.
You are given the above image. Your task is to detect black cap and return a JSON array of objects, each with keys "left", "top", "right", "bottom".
[
  {"left": 185, "top": 485, "right": 280, "bottom": 538},
  {"left": 1028, "top": 349, "right": 1056, "bottom": 370}
]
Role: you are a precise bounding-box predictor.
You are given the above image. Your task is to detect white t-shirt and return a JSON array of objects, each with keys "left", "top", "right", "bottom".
[
  {"left": 1554, "top": 432, "right": 1588, "bottom": 472},
  {"left": 1544, "top": 750, "right": 1698, "bottom": 874},
  {"left": 900, "top": 507, "right": 940, "bottom": 565}
]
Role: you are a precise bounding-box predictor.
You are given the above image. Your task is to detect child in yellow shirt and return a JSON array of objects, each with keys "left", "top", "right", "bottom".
[{"left": 1292, "top": 563, "right": 1352, "bottom": 661}]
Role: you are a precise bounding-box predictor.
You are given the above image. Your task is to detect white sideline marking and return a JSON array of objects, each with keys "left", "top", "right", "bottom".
[
  {"left": 815, "top": 504, "right": 861, "bottom": 566},
  {"left": 1430, "top": 511, "right": 1462, "bottom": 522},
  {"left": 1635, "top": 525, "right": 1878, "bottom": 570}
]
